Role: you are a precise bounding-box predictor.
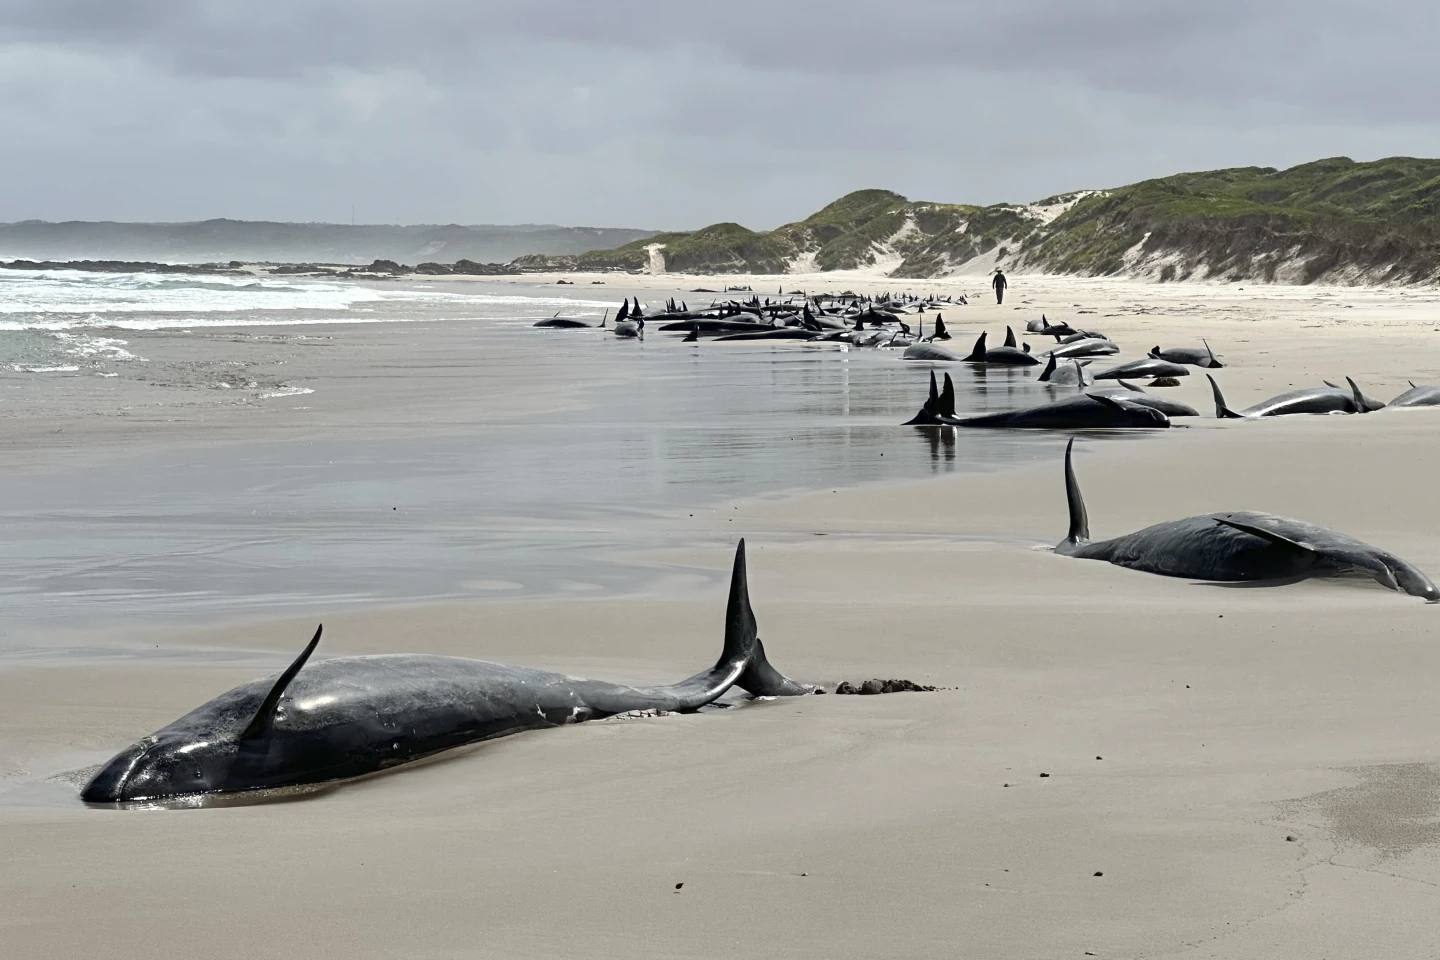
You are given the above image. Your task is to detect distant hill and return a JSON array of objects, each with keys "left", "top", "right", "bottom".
[
  {"left": 0, "top": 219, "right": 659, "bottom": 265},
  {"left": 514, "top": 157, "right": 1440, "bottom": 285},
  {"left": 511, "top": 188, "right": 1081, "bottom": 278}
]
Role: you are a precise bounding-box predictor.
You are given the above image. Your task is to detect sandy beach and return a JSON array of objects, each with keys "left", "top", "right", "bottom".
[{"left": 3, "top": 270, "right": 1440, "bottom": 958}]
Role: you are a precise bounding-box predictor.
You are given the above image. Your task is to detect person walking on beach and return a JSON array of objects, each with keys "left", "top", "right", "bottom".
[{"left": 992, "top": 268, "right": 1008, "bottom": 305}]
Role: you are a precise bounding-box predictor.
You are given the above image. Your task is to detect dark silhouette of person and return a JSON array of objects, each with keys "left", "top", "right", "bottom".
[{"left": 993, "top": 269, "right": 1008, "bottom": 305}]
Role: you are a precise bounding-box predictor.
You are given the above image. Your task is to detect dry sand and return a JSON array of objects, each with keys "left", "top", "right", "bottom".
[{"left": 4, "top": 273, "right": 1440, "bottom": 958}]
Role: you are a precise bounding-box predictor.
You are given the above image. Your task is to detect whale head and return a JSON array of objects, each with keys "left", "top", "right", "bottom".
[
  {"left": 81, "top": 731, "right": 242, "bottom": 804},
  {"left": 83, "top": 626, "right": 325, "bottom": 804}
]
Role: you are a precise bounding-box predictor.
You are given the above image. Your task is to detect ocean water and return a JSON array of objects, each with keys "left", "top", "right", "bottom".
[{"left": 0, "top": 268, "right": 1146, "bottom": 642}]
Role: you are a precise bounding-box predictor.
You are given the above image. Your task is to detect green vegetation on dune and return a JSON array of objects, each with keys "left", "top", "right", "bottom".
[
  {"left": 1020, "top": 157, "right": 1440, "bottom": 283},
  {"left": 515, "top": 156, "right": 1440, "bottom": 284}
]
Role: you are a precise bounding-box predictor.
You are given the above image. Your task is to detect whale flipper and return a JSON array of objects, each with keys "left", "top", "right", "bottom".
[
  {"left": 241, "top": 625, "right": 322, "bottom": 740},
  {"left": 1213, "top": 519, "right": 1318, "bottom": 557}
]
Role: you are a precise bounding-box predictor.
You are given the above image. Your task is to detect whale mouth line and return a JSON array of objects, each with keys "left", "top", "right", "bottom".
[{"left": 84, "top": 780, "right": 340, "bottom": 810}]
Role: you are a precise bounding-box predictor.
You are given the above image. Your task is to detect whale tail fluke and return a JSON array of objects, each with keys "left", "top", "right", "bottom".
[
  {"left": 939, "top": 373, "right": 956, "bottom": 418},
  {"left": 903, "top": 371, "right": 944, "bottom": 425},
  {"left": 725, "top": 540, "right": 815, "bottom": 696},
  {"left": 1207, "top": 374, "right": 1242, "bottom": 419},
  {"left": 1059, "top": 439, "right": 1090, "bottom": 552},
  {"left": 964, "top": 331, "right": 988, "bottom": 362}
]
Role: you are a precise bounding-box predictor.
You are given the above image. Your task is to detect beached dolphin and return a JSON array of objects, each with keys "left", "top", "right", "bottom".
[
  {"left": 1044, "top": 337, "right": 1119, "bottom": 359},
  {"left": 1093, "top": 358, "right": 1190, "bottom": 381},
  {"left": 80, "top": 541, "right": 815, "bottom": 805},
  {"left": 1055, "top": 439, "right": 1438, "bottom": 600},
  {"left": 964, "top": 331, "right": 1040, "bottom": 366},
  {"left": 1389, "top": 382, "right": 1440, "bottom": 407},
  {"left": 1208, "top": 375, "right": 1367, "bottom": 418},
  {"left": 1149, "top": 340, "right": 1224, "bottom": 368}
]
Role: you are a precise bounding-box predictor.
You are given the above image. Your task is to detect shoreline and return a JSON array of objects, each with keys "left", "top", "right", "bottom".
[{"left": 4, "top": 272, "right": 1440, "bottom": 957}]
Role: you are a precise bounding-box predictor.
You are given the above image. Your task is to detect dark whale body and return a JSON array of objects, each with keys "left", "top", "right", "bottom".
[
  {"left": 1149, "top": 340, "right": 1224, "bottom": 368},
  {"left": 1055, "top": 440, "right": 1438, "bottom": 600},
  {"left": 1093, "top": 358, "right": 1190, "bottom": 381},
  {"left": 1209, "top": 375, "right": 1366, "bottom": 418},
  {"left": 1391, "top": 382, "right": 1440, "bottom": 407},
  {"left": 533, "top": 317, "right": 594, "bottom": 328},
  {"left": 714, "top": 328, "right": 817, "bottom": 341},
  {"left": 81, "top": 542, "right": 812, "bottom": 805},
  {"left": 1092, "top": 382, "right": 1199, "bottom": 417},
  {"left": 902, "top": 375, "right": 1169, "bottom": 429},
  {"left": 1044, "top": 338, "right": 1118, "bottom": 359},
  {"left": 963, "top": 331, "right": 1040, "bottom": 366}
]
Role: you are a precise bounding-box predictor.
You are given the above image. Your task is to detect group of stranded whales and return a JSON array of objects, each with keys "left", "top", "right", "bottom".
[
  {"left": 78, "top": 292, "right": 1440, "bottom": 806},
  {"left": 82, "top": 541, "right": 815, "bottom": 805}
]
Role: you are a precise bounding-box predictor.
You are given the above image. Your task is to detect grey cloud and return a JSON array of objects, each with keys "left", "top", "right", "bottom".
[
  {"left": 3, "top": 0, "right": 1433, "bottom": 115},
  {"left": 0, "top": 1, "right": 1437, "bottom": 228}
]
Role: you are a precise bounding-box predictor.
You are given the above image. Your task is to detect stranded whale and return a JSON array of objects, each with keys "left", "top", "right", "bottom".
[
  {"left": 1054, "top": 439, "right": 1438, "bottom": 600},
  {"left": 1208, "top": 375, "right": 1367, "bottom": 418},
  {"left": 81, "top": 541, "right": 813, "bottom": 805}
]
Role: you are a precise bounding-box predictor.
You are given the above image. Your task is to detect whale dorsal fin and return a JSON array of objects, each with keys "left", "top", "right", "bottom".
[
  {"left": 1062, "top": 438, "right": 1090, "bottom": 545},
  {"left": 1213, "top": 518, "right": 1317, "bottom": 555},
  {"left": 1023, "top": 342, "right": 1031, "bottom": 354},
  {"left": 1039, "top": 354, "right": 1057, "bottom": 382},
  {"left": 241, "top": 625, "right": 322, "bottom": 741},
  {"left": 926, "top": 370, "right": 939, "bottom": 408},
  {"left": 1004, "top": 326, "right": 1017, "bottom": 348},
  {"left": 1207, "top": 374, "right": 1242, "bottom": 419},
  {"left": 1203, "top": 338, "right": 1218, "bottom": 366},
  {"left": 1149, "top": 345, "right": 1161, "bottom": 358},
  {"left": 964, "top": 331, "right": 988, "bottom": 362},
  {"left": 1345, "top": 377, "right": 1369, "bottom": 413}
]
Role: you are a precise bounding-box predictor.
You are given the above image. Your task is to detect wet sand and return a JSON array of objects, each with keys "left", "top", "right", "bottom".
[{"left": 3, "top": 273, "right": 1440, "bottom": 958}]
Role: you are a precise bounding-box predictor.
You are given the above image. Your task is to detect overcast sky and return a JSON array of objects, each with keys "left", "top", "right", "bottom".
[{"left": 2, "top": 0, "right": 1437, "bottom": 229}]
